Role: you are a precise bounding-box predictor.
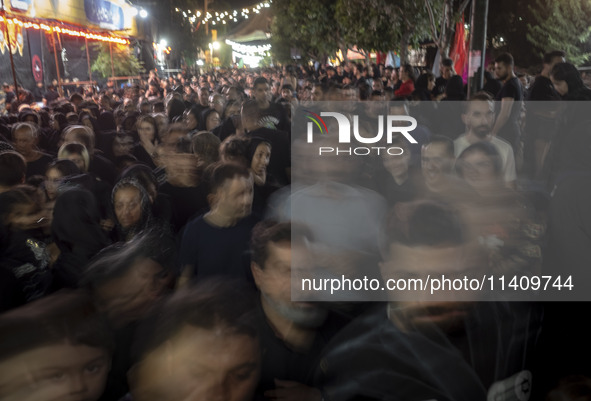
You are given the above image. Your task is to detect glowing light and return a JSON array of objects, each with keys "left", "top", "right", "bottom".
[
  {"left": 212, "top": 41, "right": 220, "bottom": 50},
  {"left": 139, "top": 9, "right": 148, "bottom": 18},
  {"left": 160, "top": 39, "right": 167, "bottom": 47},
  {"left": 129, "top": 7, "right": 139, "bottom": 17}
]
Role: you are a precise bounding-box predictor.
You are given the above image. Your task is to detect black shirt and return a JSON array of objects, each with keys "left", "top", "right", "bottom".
[
  {"left": 495, "top": 77, "right": 523, "bottom": 145},
  {"left": 178, "top": 214, "right": 258, "bottom": 281},
  {"left": 527, "top": 75, "right": 560, "bottom": 101},
  {"left": 258, "top": 102, "right": 290, "bottom": 133},
  {"left": 26, "top": 153, "right": 53, "bottom": 178}
]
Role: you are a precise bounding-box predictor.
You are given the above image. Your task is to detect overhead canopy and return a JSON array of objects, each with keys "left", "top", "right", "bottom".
[{"left": 224, "top": 7, "right": 271, "bottom": 43}]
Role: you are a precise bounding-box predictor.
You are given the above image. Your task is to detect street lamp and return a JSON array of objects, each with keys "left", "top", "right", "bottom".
[{"left": 139, "top": 9, "right": 148, "bottom": 18}]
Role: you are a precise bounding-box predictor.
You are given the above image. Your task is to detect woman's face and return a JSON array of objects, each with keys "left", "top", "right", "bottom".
[
  {"left": 138, "top": 121, "right": 156, "bottom": 143},
  {"left": 64, "top": 153, "right": 86, "bottom": 172},
  {"left": 428, "top": 78, "right": 436, "bottom": 91},
  {"left": 250, "top": 143, "right": 271, "bottom": 185},
  {"left": 551, "top": 77, "right": 568, "bottom": 96},
  {"left": 458, "top": 150, "right": 498, "bottom": 191},
  {"left": 206, "top": 111, "right": 221, "bottom": 131},
  {"left": 184, "top": 113, "right": 198, "bottom": 131},
  {"left": 114, "top": 187, "right": 142, "bottom": 229},
  {"left": 45, "top": 167, "right": 62, "bottom": 200}
]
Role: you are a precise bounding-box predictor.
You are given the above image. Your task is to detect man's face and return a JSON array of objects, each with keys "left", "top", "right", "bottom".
[
  {"left": 0, "top": 344, "right": 110, "bottom": 401},
  {"left": 94, "top": 258, "right": 167, "bottom": 326},
  {"left": 13, "top": 129, "right": 36, "bottom": 155},
  {"left": 281, "top": 88, "right": 292, "bottom": 101},
  {"left": 199, "top": 88, "right": 210, "bottom": 106},
  {"left": 213, "top": 176, "right": 253, "bottom": 221},
  {"left": 130, "top": 326, "right": 260, "bottom": 401},
  {"left": 462, "top": 100, "right": 495, "bottom": 138},
  {"left": 253, "top": 83, "right": 270, "bottom": 104},
  {"left": 494, "top": 62, "right": 511, "bottom": 81},
  {"left": 422, "top": 143, "right": 453, "bottom": 187},
  {"left": 441, "top": 65, "right": 454, "bottom": 80},
  {"left": 253, "top": 241, "right": 328, "bottom": 328},
  {"left": 379, "top": 242, "right": 476, "bottom": 334}
]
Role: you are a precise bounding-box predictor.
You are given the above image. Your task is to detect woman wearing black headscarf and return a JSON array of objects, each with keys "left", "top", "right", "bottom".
[
  {"left": 111, "top": 177, "right": 154, "bottom": 242},
  {"left": 51, "top": 188, "right": 111, "bottom": 289},
  {"left": 246, "top": 137, "right": 275, "bottom": 217}
]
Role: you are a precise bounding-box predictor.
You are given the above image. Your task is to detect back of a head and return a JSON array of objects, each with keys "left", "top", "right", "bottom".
[
  {"left": 0, "top": 151, "right": 26, "bottom": 189},
  {"left": 62, "top": 125, "right": 95, "bottom": 153},
  {"left": 191, "top": 131, "right": 221, "bottom": 166},
  {"left": 551, "top": 62, "right": 585, "bottom": 93},
  {"left": 132, "top": 278, "right": 257, "bottom": 364},
  {"left": 495, "top": 52, "right": 514, "bottom": 67},
  {"left": 0, "top": 290, "right": 114, "bottom": 363},
  {"left": 425, "top": 135, "right": 455, "bottom": 159},
  {"left": 241, "top": 99, "right": 261, "bottom": 121},
  {"left": 543, "top": 50, "right": 566, "bottom": 65}
]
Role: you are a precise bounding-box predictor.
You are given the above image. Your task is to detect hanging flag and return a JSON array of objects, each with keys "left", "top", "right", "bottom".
[{"left": 449, "top": 15, "right": 467, "bottom": 77}]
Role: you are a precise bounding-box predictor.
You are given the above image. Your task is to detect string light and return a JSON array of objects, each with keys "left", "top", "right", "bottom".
[
  {"left": 179, "top": 0, "right": 272, "bottom": 26},
  {"left": 0, "top": 16, "right": 129, "bottom": 44}
]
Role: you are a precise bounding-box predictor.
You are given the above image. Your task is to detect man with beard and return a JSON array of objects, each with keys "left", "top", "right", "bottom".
[
  {"left": 454, "top": 92, "right": 516, "bottom": 187},
  {"left": 250, "top": 220, "right": 347, "bottom": 401},
  {"left": 491, "top": 53, "right": 523, "bottom": 150}
]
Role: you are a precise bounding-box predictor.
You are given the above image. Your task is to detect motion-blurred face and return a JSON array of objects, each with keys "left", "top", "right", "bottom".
[
  {"left": 130, "top": 326, "right": 260, "bottom": 401},
  {"left": 421, "top": 143, "right": 453, "bottom": 188},
  {"left": 94, "top": 257, "right": 167, "bottom": 325},
  {"left": 440, "top": 64, "right": 454, "bottom": 80},
  {"left": 382, "top": 144, "right": 411, "bottom": 180},
  {"left": 462, "top": 100, "right": 495, "bottom": 138},
  {"left": 206, "top": 111, "right": 221, "bottom": 131},
  {"left": 114, "top": 186, "right": 142, "bottom": 229},
  {"left": 494, "top": 62, "right": 511, "bottom": 81},
  {"left": 13, "top": 129, "right": 36, "bottom": 156},
  {"left": 380, "top": 242, "right": 476, "bottom": 334},
  {"left": 7, "top": 201, "right": 42, "bottom": 231},
  {"left": 184, "top": 112, "right": 198, "bottom": 131},
  {"left": 138, "top": 121, "right": 156, "bottom": 143},
  {"left": 212, "top": 175, "right": 253, "bottom": 221},
  {"left": 253, "top": 83, "right": 270, "bottom": 105},
  {"left": 253, "top": 241, "right": 328, "bottom": 328},
  {"left": 112, "top": 135, "right": 134, "bottom": 157},
  {"left": 199, "top": 87, "right": 210, "bottom": 106},
  {"left": 457, "top": 150, "right": 499, "bottom": 192},
  {"left": 0, "top": 344, "right": 110, "bottom": 401},
  {"left": 550, "top": 76, "right": 568, "bottom": 96},
  {"left": 45, "top": 167, "right": 63, "bottom": 200},
  {"left": 250, "top": 143, "right": 271, "bottom": 186},
  {"left": 62, "top": 153, "right": 86, "bottom": 172}
]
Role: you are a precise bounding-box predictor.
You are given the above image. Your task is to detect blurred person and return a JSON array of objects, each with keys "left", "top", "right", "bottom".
[
  {"left": 250, "top": 221, "right": 346, "bottom": 400},
  {"left": 433, "top": 57, "right": 456, "bottom": 98},
  {"left": 412, "top": 72, "right": 435, "bottom": 101},
  {"left": 0, "top": 186, "right": 52, "bottom": 302},
  {"left": 550, "top": 62, "right": 591, "bottom": 100},
  {"left": 0, "top": 291, "right": 114, "bottom": 401},
  {"left": 44, "top": 159, "right": 81, "bottom": 201},
  {"left": 166, "top": 97, "right": 186, "bottom": 123},
  {"left": 82, "top": 230, "right": 175, "bottom": 400},
  {"left": 183, "top": 106, "right": 200, "bottom": 135},
  {"left": 61, "top": 125, "right": 117, "bottom": 184},
  {"left": 58, "top": 142, "right": 90, "bottom": 172},
  {"left": 454, "top": 92, "right": 517, "bottom": 187},
  {"left": 491, "top": 53, "right": 523, "bottom": 150},
  {"left": 394, "top": 63, "right": 416, "bottom": 99},
  {"left": 131, "top": 115, "right": 159, "bottom": 169},
  {"left": 0, "top": 150, "right": 26, "bottom": 193},
  {"left": 11, "top": 122, "right": 53, "bottom": 178},
  {"left": 178, "top": 163, "right": 257, "bottom": 283},
  {"left": 128, "top": 279, "right": 260, "bottom": 401},
  {"left": 252, "top": 77, "right": 290, "bottom": 132},
  {"left": 209, "top": 93, "right": 226, "bottom": 115},
  {"left": 220, "top": 135, "right": 250, "bottom": 167},
  {"left": 247, "top": 138, "right": 274, "bottom": 216},
  {"left": 199, "top": 108, "right": 222, "bottom": 132},
  {"left": 110, "top": 178, "right": 153, "bottom": 242},
  {"left": 51, "top": 188, "right": 110, "bottom": 290},
  {"left": 241, "top": 100, "right": 291, "bottom": 186},
  {"left": 191, "top": 130, "right": 221, "bottom": 166}
]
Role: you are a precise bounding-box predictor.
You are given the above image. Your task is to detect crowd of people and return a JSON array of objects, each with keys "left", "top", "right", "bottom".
[{"left": 0, "top": 48, "right": 590, "bottom": 401}]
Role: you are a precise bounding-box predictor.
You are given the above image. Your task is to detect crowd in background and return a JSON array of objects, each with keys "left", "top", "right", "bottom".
[{"left": 0, "top": 49, "right": 590, "bottom": 401}]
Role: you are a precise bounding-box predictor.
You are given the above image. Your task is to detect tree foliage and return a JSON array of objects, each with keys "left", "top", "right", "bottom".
[
  {"left": 271, "top": 0, "right": 340, "bottom": 63},
  {"left": 91, "top": 44, "right": 143, "bottom": 78},
  {"left": 527, "top": 0, "right": 591, "bottom": 65},
  {"left": 425, "top": 0, "right": 469, "bottom": 57}
]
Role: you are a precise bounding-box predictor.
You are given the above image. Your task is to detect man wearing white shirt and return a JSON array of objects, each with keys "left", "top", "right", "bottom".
[{"left": 454, "top": 92, "right": 517, "bottom": 187}]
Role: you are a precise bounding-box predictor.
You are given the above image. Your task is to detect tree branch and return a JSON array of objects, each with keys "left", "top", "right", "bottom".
[{"left": 424, "top": 0, "right": 440, "bottom": 45}]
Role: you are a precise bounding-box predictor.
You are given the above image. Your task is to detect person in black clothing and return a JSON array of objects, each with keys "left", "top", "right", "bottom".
[
  {"left": 252, "top": 77, "right": 290, "bottom": 133},
  {"left": 132, "top": 115, "right": 159, "bottom": 169},
  {"left": 433, "top": 57, "right": 455, "bottom": 99},
  {"left": 111, "top": 178, "right": 154, "bottom": 242},
  {"left": 250, "top": 220, "right": 346, "bottom": 401},
  {"left": 178, "top": 163, "right": 258, "bottom": 283},
  {"left": 11, "top": 122, "right": 53, "bottom": 178},
  {"left": 491, "top": 53, "right": 523, "bottom": 150},
  {"left": 241, "top": 99, "right": 291, "bottom": 187},
  {"left": 524, "top": 50, "right": 565, "bottom": 179},
  {"left": 51, "top": 188, "right": 110, "bottom": 290}
]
